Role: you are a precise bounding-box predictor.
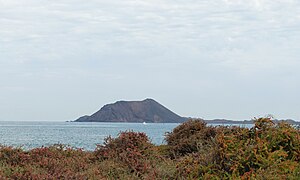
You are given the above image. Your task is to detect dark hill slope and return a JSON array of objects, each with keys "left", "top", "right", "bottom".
[{"left": 75, "top": 99, "right": 186, "bottom": 123}]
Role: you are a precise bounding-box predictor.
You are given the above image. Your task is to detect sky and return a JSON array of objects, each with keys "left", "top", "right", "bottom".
[{"left": 1, "top": 0, "right": 300, "bottom": 121}]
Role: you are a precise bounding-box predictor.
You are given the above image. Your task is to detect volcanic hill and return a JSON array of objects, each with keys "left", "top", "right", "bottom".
[{"left": 75, "top": 99, "right": 187, "bottom": 123}]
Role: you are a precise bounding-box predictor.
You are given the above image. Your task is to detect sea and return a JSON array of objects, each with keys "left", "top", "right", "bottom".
[{"left": 0, "top": 121, "right": 253, "bottom": 151}]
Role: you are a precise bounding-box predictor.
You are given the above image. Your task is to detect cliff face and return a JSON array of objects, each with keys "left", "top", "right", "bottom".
[{"left": 75, "top": 99, "right": 186, "bottom": 123}]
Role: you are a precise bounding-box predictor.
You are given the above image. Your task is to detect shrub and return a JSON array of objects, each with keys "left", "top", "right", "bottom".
[
  {"left": 0, "top": 145, "right": 101, "bottom": 179},
  {"left": 0, "top": 146, "right": 26, "bottom": 165},
  {"left": 171, "top": 118, "right": 300, "bottom": 179},
  {"left": 216, "top": 117, "right": 300, "bottom": 177},
  {"left": 95, "top": 131, "right": 154, "bottom": 175},
  {"left": 165, "top": 119, "right": 217, "bottom": 157},
  {"left": 173, "top": 126, "right": 245, "bottom": 179}
]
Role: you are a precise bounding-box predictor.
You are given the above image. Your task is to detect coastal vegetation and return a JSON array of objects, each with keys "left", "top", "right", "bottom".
[{"left": 0, "top": 117, "right": 299, "bottom": 179}]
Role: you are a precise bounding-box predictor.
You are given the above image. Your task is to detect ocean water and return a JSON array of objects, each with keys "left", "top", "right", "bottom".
[{"left": 0, "top": 121, "right": 253, "bottom": 151}]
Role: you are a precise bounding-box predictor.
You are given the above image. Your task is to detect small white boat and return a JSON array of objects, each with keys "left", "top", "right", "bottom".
[{"left": 143, "top": 122, "right": 147, "bottom": 125}]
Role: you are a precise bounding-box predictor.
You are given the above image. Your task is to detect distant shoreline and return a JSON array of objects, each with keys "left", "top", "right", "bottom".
[
  {"left": 69, "top": 119, "right": 300, "bottom": 125},
  {"left": 204, "top": 119, "right": 300, "bottom": 125}
]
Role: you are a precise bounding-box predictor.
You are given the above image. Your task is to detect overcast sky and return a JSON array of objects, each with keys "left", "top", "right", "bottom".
[{"left": 1, "top": 0, "right": 300, "bottom": 121}]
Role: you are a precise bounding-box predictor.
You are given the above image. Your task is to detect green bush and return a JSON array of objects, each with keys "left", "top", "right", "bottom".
[
  {"left": 216, "top": 117, "right": 300, "bottom": 178},
  {"left": 171, "top": 118, "right": 300, "bottom": 179},
  {"left": 165, "top": 119, "right": 217, "bottom": 158}
]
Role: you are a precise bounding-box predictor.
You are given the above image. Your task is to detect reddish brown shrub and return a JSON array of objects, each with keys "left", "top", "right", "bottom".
[{"left": 95, "top": 131, "right": 154, "bottom": 175}]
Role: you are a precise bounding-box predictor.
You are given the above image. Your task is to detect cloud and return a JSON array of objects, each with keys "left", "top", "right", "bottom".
[{"left": 0, "top": 0, "right": 300, "bottom": 120}]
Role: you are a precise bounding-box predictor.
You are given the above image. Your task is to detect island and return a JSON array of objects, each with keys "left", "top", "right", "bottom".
[{"left": 75, "top": 98, "right": 187, "bottom": 123}]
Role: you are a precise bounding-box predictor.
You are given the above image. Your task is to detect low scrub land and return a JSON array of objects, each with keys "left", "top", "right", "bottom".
[{"left": 0, "top": 118, "right": 299, "bottom": 179}]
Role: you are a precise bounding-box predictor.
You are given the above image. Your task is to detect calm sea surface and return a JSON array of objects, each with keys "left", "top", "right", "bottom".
[{"left": 0, "top": 121, "right": 253, "bottom": 151}]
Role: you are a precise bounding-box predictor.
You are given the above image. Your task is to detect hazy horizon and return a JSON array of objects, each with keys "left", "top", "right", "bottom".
[{"left": 1, "top": 0, "right": 300, "bottom": 121}]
